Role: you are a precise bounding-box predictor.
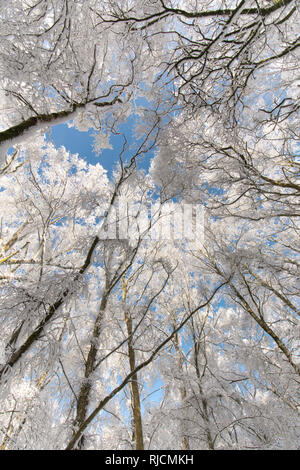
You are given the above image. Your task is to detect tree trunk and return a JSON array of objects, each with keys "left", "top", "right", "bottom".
[
  {"left": 124, "top": 310, "right": 144, "bottom": 450},
  {"left": 122, "top": 278, "right": 144, "bottom": 450},
  {"left": 73, "top": 289, "right": 109, "bottom": 449},
  {"left": 173, "top": 329, "right": 190, "bottom": 450}
]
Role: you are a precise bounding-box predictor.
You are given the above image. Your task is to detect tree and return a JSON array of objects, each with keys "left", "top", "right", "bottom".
[{"left": 0, "top": 0, "right": 299, "bottom": 450}]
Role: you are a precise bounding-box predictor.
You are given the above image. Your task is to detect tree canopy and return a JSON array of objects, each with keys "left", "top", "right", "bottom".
[{"left": 0, "top": 0, "right": 299, "bottom": 450}]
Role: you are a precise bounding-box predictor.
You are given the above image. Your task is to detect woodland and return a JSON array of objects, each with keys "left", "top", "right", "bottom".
[{"left": 0, "top": 0, "right": 299, "bottom": 450}]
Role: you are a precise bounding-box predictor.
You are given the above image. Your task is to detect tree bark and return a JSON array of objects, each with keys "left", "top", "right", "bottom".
[
  {"left": 124, "top": 309, "right": 144, "bottom": 450},
  {"left": 173, "top": 329, "right": 190, "bottom": 450},
  {"left": 122, "top": 277, "right": 144, "bottom": 450},
  {"left": 73, "top": 288, "right": 109, "bottom": 449}
]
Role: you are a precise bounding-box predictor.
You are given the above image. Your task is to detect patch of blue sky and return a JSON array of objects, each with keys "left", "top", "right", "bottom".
[
  {"left": 42, "top": 39, "right": 52, "bottom": 50},
  {"left": 47, "top": 110, "right": 156, "bottom": 179},
  {"left": 142, "top": 373, "right": 165, "bottom": 410},
  {"left": 207, "top": 185, "right": 226, "bottom": 197}
]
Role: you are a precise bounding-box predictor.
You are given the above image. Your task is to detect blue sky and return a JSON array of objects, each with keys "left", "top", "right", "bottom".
[{"left": 48, "top": 113, "right": 155, "bottom": 179}]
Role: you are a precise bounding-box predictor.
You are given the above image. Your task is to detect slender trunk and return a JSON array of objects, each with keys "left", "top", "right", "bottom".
[
  {"left": 173, "top": 329, "right": 190, "bottom": 450},
  {"left": 73, "top": 290, "right": 109, "bottom": 449},
  {"left": 189, "top": 313, "right": 215, "bottom": 450},
  {"left": 122, "top": 278, "right": 144, "bottom": 450},
  {"left": 193, "top": 342, "right": 215, "bottom": 450},
  {"left": 124, "top": 310, "right": 144, "bottom": 450}
]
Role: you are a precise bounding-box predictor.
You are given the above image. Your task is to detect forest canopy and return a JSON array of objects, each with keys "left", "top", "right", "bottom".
[{"left": 0, "top": 0, "right": 299, "bottom": 450}]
